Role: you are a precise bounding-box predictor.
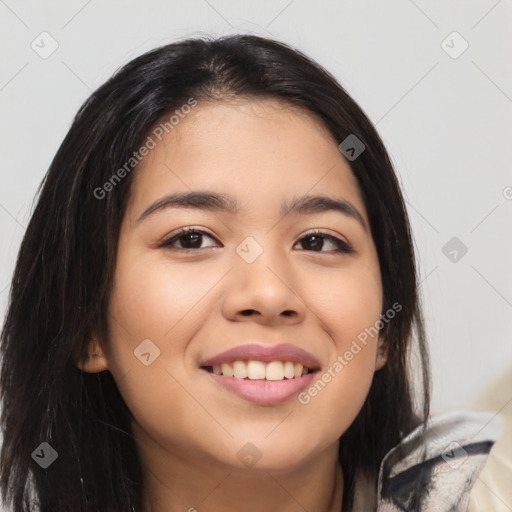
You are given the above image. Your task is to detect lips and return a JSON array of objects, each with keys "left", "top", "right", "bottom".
[
  {"left": 199, "top": 343, "right": 321, "bottom": 405},
  {"left": 199, "top": 343, "right": 321, "bottom": 370}
]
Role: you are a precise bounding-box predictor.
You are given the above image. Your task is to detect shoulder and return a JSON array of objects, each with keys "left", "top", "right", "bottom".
[
  {"left": 353, "top": 409, "right": 503, "bottom": 512},
  {"left": 466, "top": 416, "right": 512, "bottom": 512}
]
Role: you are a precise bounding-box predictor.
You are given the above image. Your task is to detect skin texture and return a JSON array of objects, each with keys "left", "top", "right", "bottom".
[{"left": 79, "top": 98, "right": 387, "bottom": 512}]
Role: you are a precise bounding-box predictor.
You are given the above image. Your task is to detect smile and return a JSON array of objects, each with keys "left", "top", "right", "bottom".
[
  {"left": 203, "top": 360, "right": 312, "bottom": 380},
  {"left": 201, "top": 367, "right": 318, "bottom": 405},
  {"left": 199, "top": 343, "right": 321, "bottom": 405}
]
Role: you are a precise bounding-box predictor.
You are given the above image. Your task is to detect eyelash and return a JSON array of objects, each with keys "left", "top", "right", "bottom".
[{"left": 159, "top": 227, "right": 354, "bottom": 254}]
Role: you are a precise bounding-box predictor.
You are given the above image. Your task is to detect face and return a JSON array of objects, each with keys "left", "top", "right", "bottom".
[{"left": 82, "top": 98, "right": 386, "bottom": 474}]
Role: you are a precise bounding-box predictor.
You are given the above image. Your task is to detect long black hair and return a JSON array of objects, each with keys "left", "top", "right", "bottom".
[{"left": 0, "top": 33, "right": 430, "bottom": 511}]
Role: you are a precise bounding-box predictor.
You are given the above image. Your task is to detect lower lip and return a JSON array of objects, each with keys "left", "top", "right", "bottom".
[{"left": 203, "top": 370, "right": 317, "bottom": 405}]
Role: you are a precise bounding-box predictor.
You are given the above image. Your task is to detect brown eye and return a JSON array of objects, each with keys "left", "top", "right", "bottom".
[
  {"left": 295, "top": 231, "right": 353, "bottom": 254},
  {"left": 159, "top": 227, "right": 353, "bottom": 254},
  {"left": 160, "top": 228, "right": 219, "bottom": 251}
]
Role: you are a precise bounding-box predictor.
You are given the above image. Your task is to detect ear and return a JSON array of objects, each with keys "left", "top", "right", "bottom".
[
  {"left": 375, "top": 336, "right": 388, "bottom": 371},
  {"left": 76, "top": 336, "right": 109, "bottom": 373}
]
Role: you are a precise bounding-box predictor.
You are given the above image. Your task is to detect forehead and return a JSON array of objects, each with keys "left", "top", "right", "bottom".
[{"left": 126, "top": 98, "right": 367, "bottom": 224}]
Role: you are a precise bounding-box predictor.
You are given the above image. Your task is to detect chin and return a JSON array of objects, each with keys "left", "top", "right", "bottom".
[{"left": 219, "top": 432, "right": 326, "bottom": 473}]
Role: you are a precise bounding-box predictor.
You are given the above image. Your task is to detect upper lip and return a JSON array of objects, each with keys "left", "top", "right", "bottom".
[{"left": 199, "top": 343, "right": 321, "bottom": 370}]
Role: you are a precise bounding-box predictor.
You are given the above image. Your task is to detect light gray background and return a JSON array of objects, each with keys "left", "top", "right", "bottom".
[{"left": 1, "top": 0, "right": 511, "bottom": 419}]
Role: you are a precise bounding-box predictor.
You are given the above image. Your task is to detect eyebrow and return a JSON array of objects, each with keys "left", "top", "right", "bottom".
[{"left": 136, "top": 191, "right": 368, "bottom": 232}]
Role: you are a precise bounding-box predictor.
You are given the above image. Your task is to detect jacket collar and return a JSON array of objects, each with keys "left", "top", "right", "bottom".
[{"left": 352, "top": 410, "right": 502, "bottom": 511}]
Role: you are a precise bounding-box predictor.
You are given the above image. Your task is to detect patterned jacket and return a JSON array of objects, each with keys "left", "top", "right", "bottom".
[{"left": 351, "top": 410, "right": 504, "bottom": 511}]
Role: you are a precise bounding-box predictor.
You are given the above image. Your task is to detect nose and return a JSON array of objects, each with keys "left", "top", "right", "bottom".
[{"left": 221, "top": 243, "right": 307, "bottom": 326}]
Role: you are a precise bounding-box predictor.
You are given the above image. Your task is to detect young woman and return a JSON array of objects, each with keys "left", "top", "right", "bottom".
[{"left": 0, "top": 34, "right": 500, "bottom": 512}]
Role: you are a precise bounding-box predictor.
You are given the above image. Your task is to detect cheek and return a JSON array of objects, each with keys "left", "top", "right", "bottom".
[
  {"left": 296, "top": 260, "right": 382, "bottom": 430},
  {"left": 107, "top": 247, "right": 223, "bottom": 347},
  {"left": 104, "top": 256, "right": 226, "bottom": 456},
  {"left": 316, "top": 260, "right": 383, "bottom": 351}
]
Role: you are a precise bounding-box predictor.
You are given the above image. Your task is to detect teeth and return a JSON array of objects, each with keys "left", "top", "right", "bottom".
[
  {"left": 284, "top": 361, "right": 295, "bottom": 379},
  {"left": 247, "top": 360, "right": 266, "bottom": 380},
  {"left": 233, "top": 361, "right": 248, "bottom": 379},
  {"left": 221, "top": 363, "right": 234, "bottom": 377},
  {"left": 266, "top": 361, "right": 284, "bottom": 381},
  {"left": 210, "top": 360, "right": 310, "bottom": 380}
]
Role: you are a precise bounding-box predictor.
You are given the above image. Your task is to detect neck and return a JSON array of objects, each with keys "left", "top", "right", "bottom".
[{"left": 135, "top": 425, "right": 344, "bottom": 512}]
